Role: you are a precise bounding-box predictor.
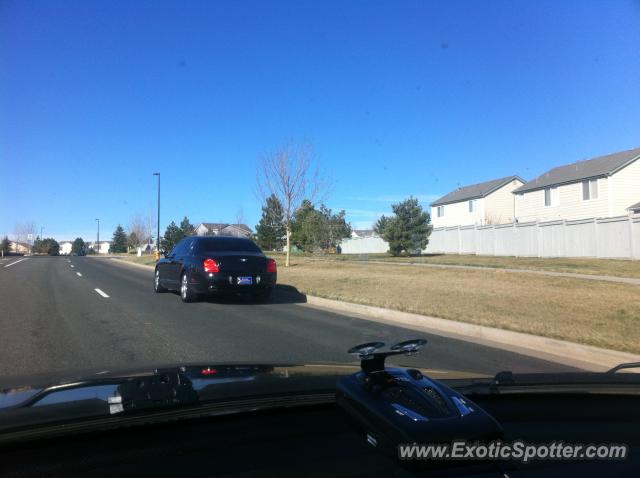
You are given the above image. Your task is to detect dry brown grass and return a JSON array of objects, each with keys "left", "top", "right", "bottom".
[
  {"left": 268, "top": 252, "right": 640, "bottom": 278},
  {"left": 278, "top": 260, "right": 640, "bottom": 354}
]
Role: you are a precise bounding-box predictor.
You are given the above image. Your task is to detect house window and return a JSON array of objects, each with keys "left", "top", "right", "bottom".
[
  {"left": 437, "top": 206, "right": 444, "bottom": 217},
  {"left": 544, "top": 187, "right": 558, "bottom": 207},
  {"left": 582, "top": 179, "right": 598, "bottom": 200},
  {"left": 468, "top": 200, "right": 475, "bottom": 213}
]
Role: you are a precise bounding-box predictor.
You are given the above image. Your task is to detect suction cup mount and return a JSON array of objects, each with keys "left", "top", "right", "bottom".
[{"left": 348, "top": 339, "right": 427, "bottom": 374}]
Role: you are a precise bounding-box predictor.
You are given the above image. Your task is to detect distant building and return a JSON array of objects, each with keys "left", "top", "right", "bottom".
[
  {"left": 86, "top": 241, "right": 111, "bottom": 254},
  {"left": 9, "top": 241, "right": 30, "bottom": 254},
  {"left": 59, "top": 241, "right": 73, "bottom": 255},
  {"left": 195, "top": 223, "right": 227, "bottom": 236},
  {"left": 431, "top": 176, "right": 525, "bottom": 227},
  {"left": 351, "top": 229, "right": 377, "bottom": 238},
  {"left": 195, "top": 223, "right": 252, "bottom": 238},
  {"left": 514, "top": 147, "right": 640, "bottom": 222}
]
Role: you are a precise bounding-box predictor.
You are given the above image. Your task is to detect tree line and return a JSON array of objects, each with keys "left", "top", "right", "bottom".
[
  {"left": 254, "top": 195, "right": 351, "bottom": 253},
  {"left": 106, "top": 216, "right": 196, "bottom": 253},
  {"left": 4, "top": 141, "right": 431, "bottom": 259}
]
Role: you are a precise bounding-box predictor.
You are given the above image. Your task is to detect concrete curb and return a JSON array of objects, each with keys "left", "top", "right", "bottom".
[
  {"left": 91, "top": 256, "right": 157, "bottom": 271},
  {"left": 299, "top": 296, "right": 640, "bottom": 372},
  {"left": 108, "top": 257, "right": 156, "bottom": 270},
  {"left": 108, "top": 256, "right": 640, "bottom": 372}
]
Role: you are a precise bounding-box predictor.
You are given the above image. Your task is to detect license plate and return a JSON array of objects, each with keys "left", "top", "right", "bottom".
[{"left": 237, "top": 276, "right": 252, "bottom": 285}]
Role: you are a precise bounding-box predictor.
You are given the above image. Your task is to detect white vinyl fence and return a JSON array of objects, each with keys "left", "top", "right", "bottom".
[
  {"left": 426, "top": 215, "right": 640, "bottom": 260},
  {"left": 340, "top": 236, "right": 389, "bottom": 254}
]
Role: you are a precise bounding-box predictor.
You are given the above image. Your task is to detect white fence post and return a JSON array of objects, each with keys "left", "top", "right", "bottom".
[
  {"left": 594, "top": 218, "right": 599, "bottom": 258},
  {"left": 630, "top": 216, "right": 635, "bottom": 260},
  {"left": 536, "top": 221, "right": 542, "bottom": 258},
  {"left": 474, "top": 226, "right": 478, "bottom": 255}
]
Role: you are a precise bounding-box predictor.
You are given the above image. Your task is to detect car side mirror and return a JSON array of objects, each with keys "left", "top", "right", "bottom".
[{"left": 163, "top": 251, "right": 170, "bottom": 258}]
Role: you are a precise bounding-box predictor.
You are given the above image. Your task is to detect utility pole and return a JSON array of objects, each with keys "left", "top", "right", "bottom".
[
  {"left": 95, "top": 218, "right": 100, "bottom": 254},
  {"left": 153, "top": 172, "right": 160, "bottom": 259}
]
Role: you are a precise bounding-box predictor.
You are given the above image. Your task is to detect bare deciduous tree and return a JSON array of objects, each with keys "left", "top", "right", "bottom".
[
  {"left": 484, "top": 214, "right": 503, "bottom": 226},
  {"left": 256, "top": 141, "right": 327, "bottom": 266},
  {"left": 145, "top": 208, "right": 156, "bottom": 248},
  {"left": 233, "top": 208, "right": 246, "bottom": 237},
  {"left": 14, "top": 221, "right": 37, "bottom": 245},
  {"left": 235, "top": 207, "right": 245, "bottom": 226},
  {"left": 128, "top": 214, "right": 149, "bottom": 247}
]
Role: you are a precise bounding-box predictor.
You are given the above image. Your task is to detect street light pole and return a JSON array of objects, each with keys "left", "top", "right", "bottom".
[
  {"left": 95, "top": 218, "right": 100, "bottom": 254},
  {"left": 153, "top": 172, "right": 160, "bottom": 257},
  {"left": 40, "top": 226, "right": 44, "bottom": 240}
]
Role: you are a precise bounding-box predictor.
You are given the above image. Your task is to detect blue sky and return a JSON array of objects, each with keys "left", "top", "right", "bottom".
[{"left": 2, "top": 0, "right": 639, "bottom": 241}]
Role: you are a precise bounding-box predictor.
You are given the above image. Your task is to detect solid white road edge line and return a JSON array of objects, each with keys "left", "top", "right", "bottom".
[
  {"left": 4, "top": 258, "right": 28, "bottom": 268},
  {"left": 94, "top": 288, "right": 110, "bottom": 298}
]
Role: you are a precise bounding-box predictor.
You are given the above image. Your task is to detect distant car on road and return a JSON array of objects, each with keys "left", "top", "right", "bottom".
[{"left": 154, "top": 236, "right": 277, "bottom": 303}]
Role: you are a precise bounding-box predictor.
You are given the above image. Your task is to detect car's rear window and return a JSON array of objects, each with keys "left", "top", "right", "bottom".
[{"left": 196, "top": 237, "right": 262, "bottom": 254}]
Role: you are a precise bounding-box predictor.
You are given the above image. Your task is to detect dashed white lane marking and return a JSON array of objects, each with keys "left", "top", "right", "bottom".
[
  {"left": 76, "top": 272, "right": 82, "bottom": 277},
  {"left": 94, "top": 288, "right": 110, "bottom": 298},
  {"left": 70, "top": 265, "right": 75, "bottom": 268},
  {"left": 4, "top": 258, "right": 28, "bottom": 268}
]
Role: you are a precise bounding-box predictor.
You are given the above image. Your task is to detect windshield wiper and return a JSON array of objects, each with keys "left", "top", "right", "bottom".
[
  {"left": 454, "top": 368, "right": 640, "bottom": 396},
  {"left": 606, "top": 362, "right": 640, "bottom": 374}
]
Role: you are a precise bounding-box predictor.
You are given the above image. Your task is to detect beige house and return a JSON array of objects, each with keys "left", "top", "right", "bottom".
[
  {"left": 513, "top": 147, "right": 640, "bottom": 222},
  {"left": 431, "top": 176, "right": 524, "bottom": 228},
  {"left": 10, "top": 241, "right": 31, "bottom": 254}
]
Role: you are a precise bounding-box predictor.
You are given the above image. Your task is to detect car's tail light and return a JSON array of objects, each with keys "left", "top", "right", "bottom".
[
  {"left": 266, "top": 258, "right": 277, "bottom": 273},
  {"left": 203, "top": 258, "right": 220, "bottom": 273}
]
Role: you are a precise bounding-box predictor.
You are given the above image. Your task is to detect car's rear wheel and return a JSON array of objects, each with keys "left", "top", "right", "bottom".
[
  {"left": 154, "top": 269, "right": 167, "bottom": 293},
  {"left": 180, "top": 272, "right": 197, "bottom": 303}
]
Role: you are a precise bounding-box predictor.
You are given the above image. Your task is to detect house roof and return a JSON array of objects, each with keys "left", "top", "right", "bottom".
[
  {"left": 514, "top": 147, "right": 640, "bottom": 194},
  {"left": 431, "top": 176, "right": 524, "bottom": 207},
  {"left": 225, "top": 224, "right": 252, "bottom": 233},
  {"left": 198, "top": 223, "right": 252, "bottom": 233},
  {"left": 628, "top": 201, "right": 640, "bottom": 211},
  {"left": 198, "top": 223, "right": 228, "bottom": 231}
]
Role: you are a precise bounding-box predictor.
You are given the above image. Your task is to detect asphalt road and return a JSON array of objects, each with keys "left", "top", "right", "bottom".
[{"left": 0, "top": 255, "right": 577, "bottom": 381}]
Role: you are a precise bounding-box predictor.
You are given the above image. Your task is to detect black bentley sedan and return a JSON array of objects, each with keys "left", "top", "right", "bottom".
[{"left": 154, "top": 236, "right": 277, "bottom": 302}]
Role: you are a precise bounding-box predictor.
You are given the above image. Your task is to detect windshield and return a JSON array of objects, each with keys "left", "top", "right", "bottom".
[{"left": 1, "top": 2, "right": 639, "bottom": 401}]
